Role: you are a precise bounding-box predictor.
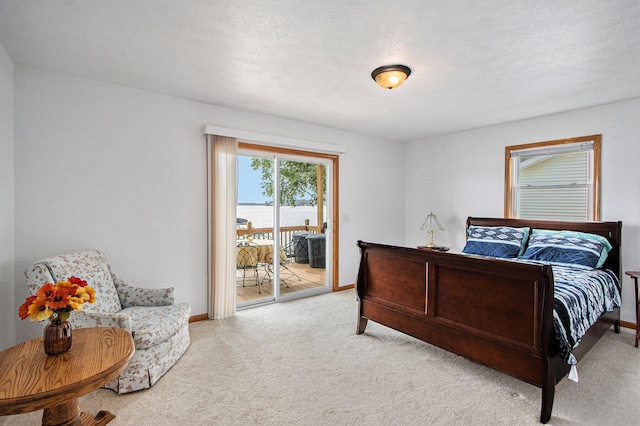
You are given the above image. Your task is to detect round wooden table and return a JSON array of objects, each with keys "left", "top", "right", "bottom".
[
  {"left": 238, "top": 239, "right": 284, "bottom": 264},
  {"left": 0, "top": 327, "right": 134, "bottom": 426}
]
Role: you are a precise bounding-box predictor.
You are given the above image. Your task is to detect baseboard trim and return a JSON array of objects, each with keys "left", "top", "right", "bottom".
[
  {"left": 189, "top": 313, "right": 208, "bottom": 323},
  {"left": 336, "top": 283, "right": 354, "bottom": 291},
  {"left": 620, "top": 320, "right": 636, "bottom": 330}
]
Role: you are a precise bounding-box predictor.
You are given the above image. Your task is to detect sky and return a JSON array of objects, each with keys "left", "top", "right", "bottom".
[{"left": 237, "top": 156, "right": 270, "bottom": 203}]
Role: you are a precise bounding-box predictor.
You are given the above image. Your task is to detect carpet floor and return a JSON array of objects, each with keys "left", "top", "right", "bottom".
[{"left": 2, "top": 290, "right": 638, "bottom": 425}]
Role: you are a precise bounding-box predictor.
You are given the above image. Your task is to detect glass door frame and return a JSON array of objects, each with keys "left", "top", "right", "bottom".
[{"left": 237, "top": 143, "right": 339, "bottom": 308}]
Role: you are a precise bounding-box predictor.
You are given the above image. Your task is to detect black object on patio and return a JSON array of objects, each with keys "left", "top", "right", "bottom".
[
  {"left": 292, "top": 232, "right": 310, "bottom": 263},
  {"left": 307, "top": 234, "right": 326, "bottom": 268}
]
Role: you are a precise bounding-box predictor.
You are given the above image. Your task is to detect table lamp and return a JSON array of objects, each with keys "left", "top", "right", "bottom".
[{"left": 420, "top": 212, "right": 444, "bottom": 247}]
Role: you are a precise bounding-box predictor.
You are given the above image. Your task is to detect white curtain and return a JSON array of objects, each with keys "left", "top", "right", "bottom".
[{"left": 207, "top": 135, "right": 237, "bottom": 319}]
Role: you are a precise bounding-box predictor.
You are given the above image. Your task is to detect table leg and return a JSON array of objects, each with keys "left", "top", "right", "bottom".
[
  {"left": 42, "top": 399, "right": 80, "bottom": 425},
  {"left": 636, "top": 302, "right": 639, "bottom": 348},
  {"left": 77, "top": 410, "right": 116, "bottom": 426},
  {"left": 626, "top": 273, "right": 640, "bottom": 348},
  {"left": 41, "top": 399, "right": 115, "bottom": 426},
  {"left": 635, "top": 277, "right": 639, "bottom": 348}
]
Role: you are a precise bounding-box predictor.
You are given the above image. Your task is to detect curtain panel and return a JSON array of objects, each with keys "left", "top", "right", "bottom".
[{"left": 207, "top": 135, "right": 238, "bottom": 319}]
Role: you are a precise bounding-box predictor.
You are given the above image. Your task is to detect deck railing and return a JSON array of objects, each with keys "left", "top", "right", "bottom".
[{"left": 237, "top": 220, "right": 322, "bottom": 247}]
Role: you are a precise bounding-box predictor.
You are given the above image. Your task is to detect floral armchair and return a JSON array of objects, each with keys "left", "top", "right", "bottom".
[{"left": 25, "top": 249, "right": 191, "bottom": 394}]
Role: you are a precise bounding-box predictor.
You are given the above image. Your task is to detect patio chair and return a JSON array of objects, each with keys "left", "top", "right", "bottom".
[
  {"left": 237, "top": 242, "right": 261, "bottom": 293},
  {"left": 264, "top": 241, "right": 301, "bottom": 287}
]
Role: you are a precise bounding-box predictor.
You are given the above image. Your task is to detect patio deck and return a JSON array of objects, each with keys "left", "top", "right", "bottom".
[{"left": 237, "top": 261, "right": 326, "bottom": 303}]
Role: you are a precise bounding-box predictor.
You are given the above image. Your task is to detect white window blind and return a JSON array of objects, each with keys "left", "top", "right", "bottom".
[{"left": 510, "top": 142, "right": 595, "bottom": 220}]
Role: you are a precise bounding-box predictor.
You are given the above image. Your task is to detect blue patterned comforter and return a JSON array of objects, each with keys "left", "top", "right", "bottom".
[{"left": 550, "top": 265, "right": 620, "bottom": 365}]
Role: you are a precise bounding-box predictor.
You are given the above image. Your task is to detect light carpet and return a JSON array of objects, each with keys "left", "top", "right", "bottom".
[{"left": 2, "top": 290, "right": 638, "bottom": 425}]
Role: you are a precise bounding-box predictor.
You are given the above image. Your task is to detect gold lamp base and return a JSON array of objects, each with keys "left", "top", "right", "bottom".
[{"left": 425, "top": 230, "right": 436, "bottom": 247}]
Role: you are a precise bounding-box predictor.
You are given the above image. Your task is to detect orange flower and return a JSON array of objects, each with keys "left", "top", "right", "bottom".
[
  {"left": 27, "top": 298, "right": 53, "bottom": 321},
  {"left": 18, "top": 295, "right": 37, "bottom": 320},
  {"left": 49, "top": 287, "right": 74, "bottom": 310},
  {"left": 36, "top": 283, "right": 56, "bottom": 300}
]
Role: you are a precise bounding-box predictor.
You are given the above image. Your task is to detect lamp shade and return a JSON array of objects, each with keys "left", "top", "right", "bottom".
[
  {"left": 371, "top": 65, "right": 411, "bottom": 89},
  {"left": 419, "top": 212, "right": 444, "bottom": 246}
]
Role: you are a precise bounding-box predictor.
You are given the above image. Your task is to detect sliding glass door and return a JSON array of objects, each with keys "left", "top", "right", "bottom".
[
  {"left": 236, "top": 148, "right": 332, "bottom": 308},
  {"left": 236, "top": 154, "right": 274, "bottom": 305}
]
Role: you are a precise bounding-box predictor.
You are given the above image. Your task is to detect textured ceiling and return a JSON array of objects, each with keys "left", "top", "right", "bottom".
[{"left": 1, "top": 0, "right": 638, "bottom": 142}]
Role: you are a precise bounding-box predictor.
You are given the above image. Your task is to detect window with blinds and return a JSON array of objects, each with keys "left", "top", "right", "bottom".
[{"left": 505, "top": 135, "right": 601, "bottom": 221}]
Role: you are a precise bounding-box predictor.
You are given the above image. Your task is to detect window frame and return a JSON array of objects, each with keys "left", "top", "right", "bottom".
[{"left": 504, "top": 135, "right": 601, "bottom": 221}]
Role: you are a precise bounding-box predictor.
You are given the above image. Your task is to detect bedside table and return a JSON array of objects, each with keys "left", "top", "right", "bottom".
[
  {"left": 417, "top": 245, "right": 450, "bottom": 252},
  {"left": 624, "top": 271, "right": 640, "bottom": 348}
]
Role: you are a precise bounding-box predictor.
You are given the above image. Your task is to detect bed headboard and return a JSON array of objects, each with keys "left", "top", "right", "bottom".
[{"left": 466, "top": 217, "right": 622, "bottom": 278}]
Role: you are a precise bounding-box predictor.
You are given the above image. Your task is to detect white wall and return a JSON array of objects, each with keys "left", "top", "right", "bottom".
[
  {"left": 405, "top": 98, "right": 640, "bottom": 323},
  {"left": 338, "top": 133, "right": 407, "bottom": 281},
  {"left": 12, "top": 66, "right": 405, "bottom": 344},
  {"left": 0, "top": 42, "right": 15, "bottom": 351},
  {"left": 17, "top": 65, "right": 636, "bottom": 343}
]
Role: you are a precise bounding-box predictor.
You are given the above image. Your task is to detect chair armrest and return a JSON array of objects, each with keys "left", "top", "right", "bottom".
[
  {"left": 112, "top": 272, "right": 176, "bottom": 308},
  {"left": 71, "top": 311, "right": 133, "bottom": 332}
]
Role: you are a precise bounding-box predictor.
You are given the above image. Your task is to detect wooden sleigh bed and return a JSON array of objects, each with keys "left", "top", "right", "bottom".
[{"left": 355, "top": 217, "right": 622, "bottom": 423}]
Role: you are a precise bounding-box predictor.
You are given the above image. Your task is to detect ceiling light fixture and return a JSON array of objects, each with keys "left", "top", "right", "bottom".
[{"left": 371, "top": 64, "right": 411, "bottom": 89}]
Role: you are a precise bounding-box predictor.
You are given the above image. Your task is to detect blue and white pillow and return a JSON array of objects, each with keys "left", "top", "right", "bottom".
[
  {"left": 520, "top": 233, "right": 606, "bottom": 269},
  {"left": 462, "top": 225, "right": 529, "bottom": 259},
  {"left": 530, "top": 229, "right": 612, "bottom": 268}
]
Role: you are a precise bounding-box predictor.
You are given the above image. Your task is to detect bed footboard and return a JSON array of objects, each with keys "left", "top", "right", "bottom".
[{"left": 356, "top": 241, "right": 557, "bottom": 422}]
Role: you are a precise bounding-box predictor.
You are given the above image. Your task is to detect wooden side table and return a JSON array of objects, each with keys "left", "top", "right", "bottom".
[
  {"left": 625, "top": 271, "right": 640, "bottom": 348},
  {"left": 0, "top": 327, "right": 134, "bottom": 425},
  {"left": 417, "top": 245, "right": 450, "bottom": 252}
]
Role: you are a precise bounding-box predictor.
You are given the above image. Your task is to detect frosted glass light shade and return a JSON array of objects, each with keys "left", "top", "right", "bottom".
[{"left": 371, "top": 65, "right": 411, "bottom": 89}]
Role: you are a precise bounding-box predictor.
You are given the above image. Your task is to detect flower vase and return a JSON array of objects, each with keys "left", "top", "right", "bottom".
[{"left": 43, "top": 320, "right": 72, "bottom": 355}]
